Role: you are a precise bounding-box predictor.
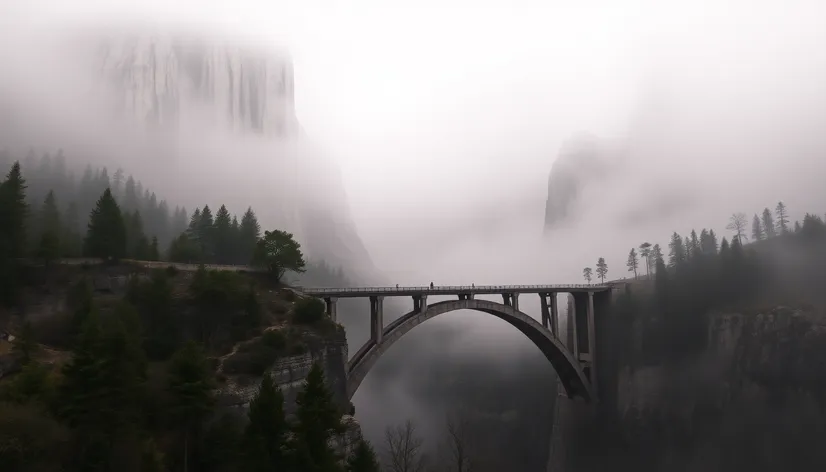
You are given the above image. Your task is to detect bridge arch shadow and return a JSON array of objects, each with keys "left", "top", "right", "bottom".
[{"left": 346, "top": 298, "right": 593, "bottom": 402}]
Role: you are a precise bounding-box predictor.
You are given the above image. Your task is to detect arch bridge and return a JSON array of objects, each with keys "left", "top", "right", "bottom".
[{"left": 298, "top": 284, "right": 617, "bottom": 403}]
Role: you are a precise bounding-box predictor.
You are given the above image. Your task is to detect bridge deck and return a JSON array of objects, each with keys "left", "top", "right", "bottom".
[{"left": 298, "top": 284, "right": 611, "bottom": 298}]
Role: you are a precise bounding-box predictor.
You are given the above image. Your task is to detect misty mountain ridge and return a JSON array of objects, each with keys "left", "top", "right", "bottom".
[{"left": 0, "top": 25, "right": 374, "bottom": 275}]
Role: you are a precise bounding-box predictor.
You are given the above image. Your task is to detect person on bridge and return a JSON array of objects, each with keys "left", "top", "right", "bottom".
[
  {"left": 430, "top": 282, "right": 434, "bottom": 289},
  {"left": 472, "top": 283, "right": 475, "bottom": 289},
  {"left": 396, "top": 284, "right": 399, "bottom": 289}
]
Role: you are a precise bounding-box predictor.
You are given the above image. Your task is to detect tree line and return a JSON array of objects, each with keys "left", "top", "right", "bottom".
[
  {"left": 0, "top": 148, "right": 188, "bottom": 254},
  {"left": 0, "top": 159, "right": 313, "bottom": 306},
  {"left": 598, "top": 200, "right": 826, "bottom": 362}
]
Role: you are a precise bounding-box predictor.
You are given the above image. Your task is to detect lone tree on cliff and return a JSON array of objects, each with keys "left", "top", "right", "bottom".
[
  {"left": 252, "top": 229, "right": 306, "bottom": 282},
  {"left": 775, "top": 201, "right": 791, "bottom": 234},
  {"left": 638, "top": 242, "right": 652, "bottom": 279},
  {"left": 726, "top": 212, "right": 749, "bottom": 244},
  {"left": 596, "top": 257, "right": 608, "bottom": 283},
  {"left": 84, "top": 188, "right": 127, "bottom": 261},
  {"left": 762, "top": 208, "right": 776, "bottom": 238},
  {"left": 752, "top": 214, "right": 764, "bottom": 241},
  {"left": 626, "top": 248, "right": 639, "bottom": 279},
  {"left": 582, "top": 267, "right": 593, "bottom": 284}
]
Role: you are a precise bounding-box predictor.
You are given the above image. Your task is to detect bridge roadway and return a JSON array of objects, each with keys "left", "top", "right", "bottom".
[{"left": 298, "top": 284, "right": 612, "bottom": 297}]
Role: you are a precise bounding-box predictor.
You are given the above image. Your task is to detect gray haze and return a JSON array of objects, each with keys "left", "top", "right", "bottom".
[{"left": 3, "top": 0, "right": 826, "bottom": 454}]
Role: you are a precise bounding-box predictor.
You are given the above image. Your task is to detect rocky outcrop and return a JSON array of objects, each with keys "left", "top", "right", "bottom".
[
  {"left": 543, "top": 133, "right": 624, "bottom": 232},
  {"left": 215, "top": 331, "right": 363, "bottom": 460}
]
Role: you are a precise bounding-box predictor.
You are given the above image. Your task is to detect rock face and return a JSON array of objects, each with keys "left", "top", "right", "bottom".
[
  {"left": 215, "top": 331, "right": 363, "bottom": 460},
  {"left": 543, "top": 133, "right": 623, "bottom": 232},
  {"left": 93, "top": 31, "right": 298, "bottom": 137},
  {"left": 610, "top": 308, "right": 826, "bottom": 471}
]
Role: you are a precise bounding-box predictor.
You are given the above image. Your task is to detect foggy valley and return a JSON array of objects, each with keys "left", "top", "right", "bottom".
[{"left": 2, "top": 1, "right": 826, "bottom": 471}]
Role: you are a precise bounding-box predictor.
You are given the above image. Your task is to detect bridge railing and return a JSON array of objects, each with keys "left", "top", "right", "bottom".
[{"left": 296, "top": 284, "right": 609, "bottom": 294}]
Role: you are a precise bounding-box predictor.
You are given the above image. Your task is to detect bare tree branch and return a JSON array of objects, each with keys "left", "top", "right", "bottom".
[
  {"left": 443, "top": 411, "right": 474, "bottom": 472},
  {"left": 383, "top": 420, "right": 427, "bottom": 472}
]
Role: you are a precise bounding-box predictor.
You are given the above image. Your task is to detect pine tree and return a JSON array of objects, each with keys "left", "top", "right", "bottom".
[
  {"left": 652, "top": 244, "right": 665, "bottom": 269},
  {"left": 239, "top": 207, "right": 261, "bottom": 265},
  {"left": 242, "top": 373, "right": 289, "bottom": 471},
  {"left": 751, "top": 214, "right": 764, "bottom": 241},
  {"left": 168, "top": 341, "right": 215, "bottom": 472},
  {"left": 112, "top": 168, "right": 125, "bottom": 199},
  {"left": 668, "top": 232, "right": 685, "bottom": 267},
  {"left": 595, "top": 257, "right": 608, "bottom": 283},
  {"left": 125, "top": 210, "right": 149, "bottom": 259},
  {"left": 582, "top": 267, "right": 593, "bottom": 284},
  {"left": 84, "top": 188, "right": 127, "bottom": 261},
  {"left": 775, "top": 201, "right": 789, "bottom": 234},
  {"left": 35, "top": 190, "right": 62, "bottom": 264},
  {"left": 684, "top": 236, "right": 692, "bottom": 259},
  {"left": 59, "top": 304, "right": 148, "bottom": 470},
  {"left": 213, "top": 204, "right": 233, "bottom": 264},
  {"left": 638, "top": 242, "right": 652, "bottom": 279},
  {"left": 346, "top": 440, "right": 380, "bottom": 472},
  {"left": 689, "top": 230, "right": 700, "bottom": 255},
  {"left": 291, "top": 362, "right": 344, "bottom": 472},
  {"left": 123, "top": 176, "right": 138, "bottom": 212},
  {"left": 230, "top": 216, "right": 241, "bottom": 263},
  {"left": 186, "top": 208, "right": 202, "bottom": 245},
  {"left": 197, "top": 206, "right": 215, "bottom": 262},
  {"left": 699, "top": 229, "right": 711, "bottom": 254},
  {"left": 0, "top": 161, "right": 29, "bottom": 259},
  {"left": 149, "top": 236, "right": 160, "bottom": 261},
  {"left": 708, "top": 230, "right": 719, "bottom": 253},
  {"left": 762, "top": 208, "right": 776, "bottom": 238},
  {"left": 626, "top": 248, "right": 638, "bottom": 279}
]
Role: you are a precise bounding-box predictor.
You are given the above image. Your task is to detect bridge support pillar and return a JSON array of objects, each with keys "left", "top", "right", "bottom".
[
  {"left": 550, "top": 292, "right": 559, "bottom": 338},
  {"left": 539, "top": 293, "right": 559, "bottom": 336},
  {"left": 539, "top": 293, "right": 550, "bottom": 329},
  {"left": 412, "top": 295, "right": 428, "bottom": 313},
  {"left": 502, "top": 293, "right": 518, "bottom": 309},
  {"left": 323, "top": 297, "right": 338, "bottom": 322},
  {"left": 370, "top": 296, "right": 384, "bottom": 344},
  {"left": 586, "top": 291, "right": 597, "bottom": 392}
]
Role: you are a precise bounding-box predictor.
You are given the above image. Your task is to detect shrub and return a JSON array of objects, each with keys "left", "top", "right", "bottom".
[
  {"left": 222, "top": 343, "right": 279, "bottom": 376},
  {"left": 292, "top": 297, "right": 325, "bottom": 325},
  {"left": 165, "top": 265, "right": 179, "bottom": 277},
  {"left": 262, "top": 329, "right": 287, "bottom": 350},
  {"left": 288, "top": 340, "right": 307, "bottom": 356}
]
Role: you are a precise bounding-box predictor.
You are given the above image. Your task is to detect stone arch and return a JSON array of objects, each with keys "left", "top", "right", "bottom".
[{"left": 346, "top": 298, "right": 593, "bottom": 402}]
